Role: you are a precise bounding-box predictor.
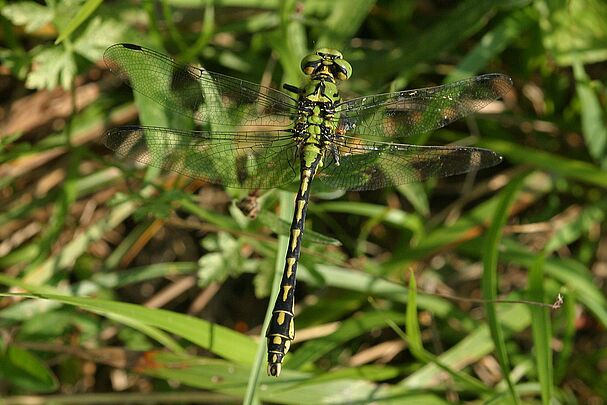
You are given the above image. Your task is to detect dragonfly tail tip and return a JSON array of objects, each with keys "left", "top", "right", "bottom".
[{"left": 267, "top": 363, "right": 282, "bottom": 377}]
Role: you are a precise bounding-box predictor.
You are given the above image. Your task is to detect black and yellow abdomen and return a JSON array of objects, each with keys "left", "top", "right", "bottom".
[{"left": 265, "top": 150, "right": 321, "bottom": 377}]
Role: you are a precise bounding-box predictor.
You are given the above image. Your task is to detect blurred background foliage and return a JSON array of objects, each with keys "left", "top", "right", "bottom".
[{"left": 0, "top": 0, "right": 606, "bottom": 404}]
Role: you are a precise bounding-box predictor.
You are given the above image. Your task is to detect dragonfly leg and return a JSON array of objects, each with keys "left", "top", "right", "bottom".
[
  {"left": 283, "top": 83, "right": 303, "bottom": 94},
  {"left": 331, "top": 144, "right": 341, "bottom": 166}
]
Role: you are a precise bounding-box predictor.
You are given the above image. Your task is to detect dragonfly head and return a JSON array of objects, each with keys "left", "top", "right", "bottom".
[{"left": 301, "top": 48, "right": 352, "bottom": 81}]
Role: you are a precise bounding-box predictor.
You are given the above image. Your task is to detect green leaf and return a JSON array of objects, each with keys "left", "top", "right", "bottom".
[
  {"left": 25, "top": 46, "right": 77, "bottom": 90},
  {"left": 72, "top": 16, "right": 128, "bottom": 62},
  {"left": 198, "top": 232, "right": 259, "bottom": 286},
  {"left": 0, "top": 346, "right": 58, "bottom": 392},
  {"left": 1, "top": 2, "right": 53, "bottom": 33},
  {"left": 573, "top": 62, "right": 607, "bottom": 166},
  {"left": 536, "top": 0, "right": 607, "bottom": 65},
  {"left": 55, "top": 0, "right": 103, "bottom": 44}
]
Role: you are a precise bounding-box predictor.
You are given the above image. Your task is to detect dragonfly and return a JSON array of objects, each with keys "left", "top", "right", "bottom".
[{"left": 103, "top": 43, "right": 512, "bottom": 377}]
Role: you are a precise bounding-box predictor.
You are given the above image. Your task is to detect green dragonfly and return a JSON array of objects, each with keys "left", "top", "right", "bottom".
[{"left": 103, "top": 43, "right": 512, "bottom": 377}]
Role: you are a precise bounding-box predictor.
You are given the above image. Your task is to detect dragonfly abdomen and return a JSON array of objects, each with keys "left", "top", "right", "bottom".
[{"left": 265, "top": 145, "right": 323, "bottom": 377}]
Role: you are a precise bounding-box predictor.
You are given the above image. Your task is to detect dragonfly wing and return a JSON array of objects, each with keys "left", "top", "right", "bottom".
[
  {"left": 335, "top": 74, "right": 512, "bottom": 140},
  {"left": 316, "top": 136, "right": 502, "bottom": 191},
  {"left": 104, "top": 127, "right": 300, "bottom": 189},
  {"left": 104, "top": 43, "right": 297, "bottom": 128}
]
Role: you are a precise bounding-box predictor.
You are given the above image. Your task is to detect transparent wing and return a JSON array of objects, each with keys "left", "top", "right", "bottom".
[
  {"left": 104, "top": 43, "right": 297, "bottom": 128},
  {"left": 103, "top": 126, "right": 300, "bottom": 189},
  {"left": 316, "top": 135, "right": 502, "bottom": 191},
  {"left": 335, "top": 74, "right": 512, "bottom": 140}
]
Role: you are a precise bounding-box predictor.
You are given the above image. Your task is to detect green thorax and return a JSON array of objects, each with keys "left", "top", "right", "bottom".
[{"left": 296, "top": 48, "right": 352, "bottom": 165}]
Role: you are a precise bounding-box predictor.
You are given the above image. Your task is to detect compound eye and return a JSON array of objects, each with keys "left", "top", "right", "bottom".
[
  {"left": 333, "top": 59, "right": 352, "bottom": 80},
  {"left": 300, "top": 54, "right": 322, "bottom": 75}
]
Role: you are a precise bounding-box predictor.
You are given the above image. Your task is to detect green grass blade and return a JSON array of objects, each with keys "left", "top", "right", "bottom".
[
  {"left": 317, "top": 0, "right": 376, "bottom": 48},
  {"left": 401, "top": 303, "right": 531, "bottom": 389},
  {"left": 403, "top": 273, "right": 492, "bottom": 393},
  {"left": 496, "top": 240, "right": 607, "bottom": 327},
  {"left": 93, "top": 262, "right": 198, "bottom": 288},
  {"left": 304, "top": 264, "right": 453, "bottom": 316},
  {"left": 313, "top": 201, "right": 424, "bottom": 234},
  {"left": 482, "top": 174, "right": 526, "bottom": 404},
  {"left": 479, "top": 139, "right": 607, "bottom": 188},
  {"left": 573, "top": 61, "right": 607, "bottom": 166},
  {"left": 388, "top": 0, "right": 507, "bottom": 83},
  {"left": 55, "top": 0, "right": 103, "bottom": 44},
  {"left": 554, "top": 288, "right": 575, "bottom": 383},
  {"left": 0, "top": 290, "right": 257, "bottom": 364},
  {"left": 529, "top": 254, "right": 554, "bottom": 404},
  {"left": 448, "top": 8, "right": 533, "bottom": 81}
]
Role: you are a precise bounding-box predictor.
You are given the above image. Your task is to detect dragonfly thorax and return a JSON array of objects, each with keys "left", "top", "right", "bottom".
[
  {"left": 302, "top": 80, "right": 340, "bottom": 103},
  {"left": 295, "top": 81, "right": 340, "bottom": 140}
]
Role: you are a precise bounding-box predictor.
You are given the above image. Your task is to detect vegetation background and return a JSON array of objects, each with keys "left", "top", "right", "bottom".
[{"left": 1, "top": 0, "right": 606, "bottom": 404}]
